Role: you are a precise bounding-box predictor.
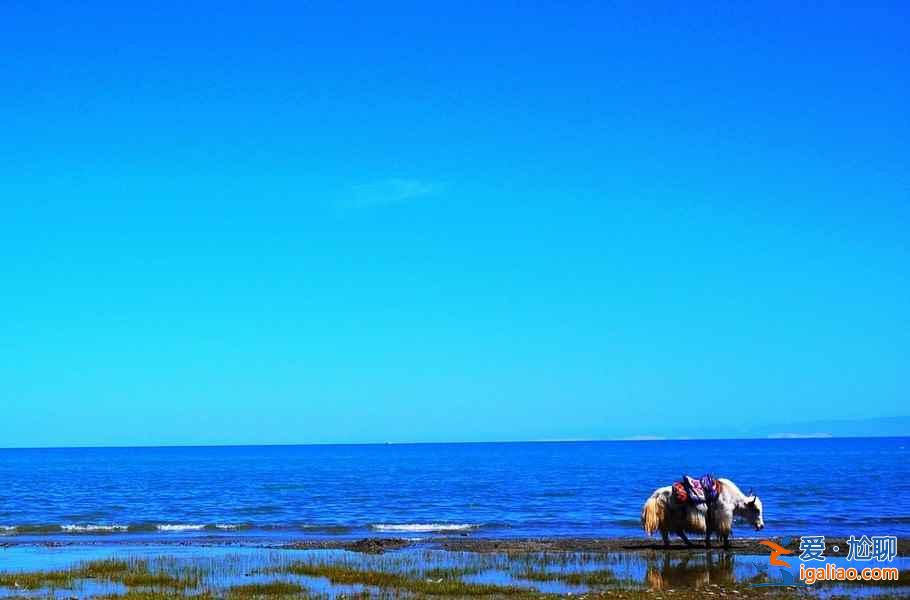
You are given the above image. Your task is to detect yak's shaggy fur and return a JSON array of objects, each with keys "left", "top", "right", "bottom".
[{"left": 641, "top": 478, "right": 764, "bottom": 548}]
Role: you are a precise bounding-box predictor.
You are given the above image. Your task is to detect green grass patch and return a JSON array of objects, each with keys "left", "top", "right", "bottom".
[
  {"left": 0, "top": 569, "right": 75, "bottom": 590},
  {"left": 422, "top": 565, "right": 484, "bottom": 579},
  {"left": 95, "top": 592, "right": 215, "bottom": 600},
  {"left": 0, "top": 558, "right": 199, "bottom": 592},
  {"left": 226, "top": 580, "right": 308, "bottom": 598}
]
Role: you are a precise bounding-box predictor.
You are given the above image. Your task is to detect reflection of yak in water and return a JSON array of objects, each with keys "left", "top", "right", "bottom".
[
  {"left": 641, "top": 477, "right": 764, "bottom": 548},
  {"left": 645, "top": 553, "right": 736, "bottom": 590}
]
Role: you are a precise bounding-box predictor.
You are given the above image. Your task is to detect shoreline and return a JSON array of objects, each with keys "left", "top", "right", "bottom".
[{"left": 3, "top": 534, "right": 908, "bottom": 556}]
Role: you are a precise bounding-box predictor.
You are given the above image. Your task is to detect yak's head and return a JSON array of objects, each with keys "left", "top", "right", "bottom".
[{"left": 739, "top": 493, "right": 764, "bottom": 531}]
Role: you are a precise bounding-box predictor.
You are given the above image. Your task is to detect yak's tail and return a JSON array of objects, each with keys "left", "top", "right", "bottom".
[{"left": 641, "top": 495, "right": 663, "bottom": 536}]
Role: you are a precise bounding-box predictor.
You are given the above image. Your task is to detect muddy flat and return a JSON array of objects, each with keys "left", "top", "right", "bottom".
[{"left": 277, "top": 535, "right": 910, "bottom": 557}]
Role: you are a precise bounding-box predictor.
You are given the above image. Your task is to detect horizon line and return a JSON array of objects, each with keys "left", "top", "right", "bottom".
[{"left": 2, "top": 432, "right": 908, "bottom": 451}]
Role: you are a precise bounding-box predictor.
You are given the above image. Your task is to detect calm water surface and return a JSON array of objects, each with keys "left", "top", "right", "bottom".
[{"left": 0, "top": 438, "right": 907, "bottom": 540}]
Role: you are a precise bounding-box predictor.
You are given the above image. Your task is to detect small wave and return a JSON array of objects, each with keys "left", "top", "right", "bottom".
[
  {"left": 0, "top": 525, "right": 15, "bottom": 534},
  {"left": 300, "top": 525, "right": 355, "bottom": 534},
  {"left": 61, "top": 524, "right": 129, "bottom": 533},
  {"left": 371, "top": 523, "right": 477, "bottom": 533},
  {"left": 9, "top": 525, "right": 67, "bottom": 534},
  {"left": 156, "top": 524, "right": 206, "bottom": 532}
]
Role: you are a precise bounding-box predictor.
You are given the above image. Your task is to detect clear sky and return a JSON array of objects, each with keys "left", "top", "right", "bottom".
[{"left": 1, "top": 2, "right": 908, "bottom": 447}]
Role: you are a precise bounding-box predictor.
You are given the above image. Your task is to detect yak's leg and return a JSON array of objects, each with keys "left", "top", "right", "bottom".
[
  {"left": 676, "top": 530, "right": 693, "bottom": 547},
  {"left": 660, "top": 530, "right": 670, "bottom": 548},
  {"left": 705, "top": 509, "right": 714, "bottom": 548},
  {"left": 713, "top": 504, "right": 734, "bottom": 551}
]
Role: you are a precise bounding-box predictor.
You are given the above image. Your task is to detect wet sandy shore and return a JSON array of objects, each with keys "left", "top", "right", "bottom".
[
  {"left": 4, "top": 535, "right": 908, "bottom": 556},
  {"left": 283, "top": 536, "right": 910, "bottom": 557}
]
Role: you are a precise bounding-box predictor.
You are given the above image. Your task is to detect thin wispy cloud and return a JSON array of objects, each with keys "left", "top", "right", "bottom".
[{"left": 339, "top": 178, "right": 441, "bottom": 210}]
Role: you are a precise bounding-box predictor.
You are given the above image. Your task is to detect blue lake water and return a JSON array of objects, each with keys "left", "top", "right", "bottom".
[{"left": 0, "top": 438, "right": 907, "bottom": 541}]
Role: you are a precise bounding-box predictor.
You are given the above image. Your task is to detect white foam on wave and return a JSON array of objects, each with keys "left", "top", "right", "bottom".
[
  {"left": 156, "top": 524, "right": 206, "bottom": 532},
  {"left": 61, "top": 524, "right": 129, "bottom": 533},
  {"left": 371, "top": 523, "right": 477, "bottom": 533},
  {"left": 214, "top": 524, "right": 239, "bottom": 530},
  {"left": 0, "top": 525, "right": 15, "bottom": 534}
]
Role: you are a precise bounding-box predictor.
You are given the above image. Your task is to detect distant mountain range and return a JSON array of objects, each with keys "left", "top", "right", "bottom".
[
  {"left": 619, "top": 415, "right": 910, "bottom": 441},
  {"left": 751, "top": 415, "right": 910, "bottom": 439}
]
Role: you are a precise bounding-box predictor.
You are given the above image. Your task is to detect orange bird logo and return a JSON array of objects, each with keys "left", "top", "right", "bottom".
[{"left": 759, "top": 540, "right": 794, "bottom": 568}]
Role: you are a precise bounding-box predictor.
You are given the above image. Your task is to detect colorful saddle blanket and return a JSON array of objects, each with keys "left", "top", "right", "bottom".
[{"left": 672, "top": 474, "right": 719, "bottom": 506}]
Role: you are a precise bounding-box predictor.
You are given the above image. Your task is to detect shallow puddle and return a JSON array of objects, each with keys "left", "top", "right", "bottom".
[{"left": 0, "top": 544, "right": 906, "bottom": 597}]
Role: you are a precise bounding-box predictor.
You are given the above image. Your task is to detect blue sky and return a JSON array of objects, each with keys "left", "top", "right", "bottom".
[{"left": 1, "top": 2, "right": 908, "bottom": 447}]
